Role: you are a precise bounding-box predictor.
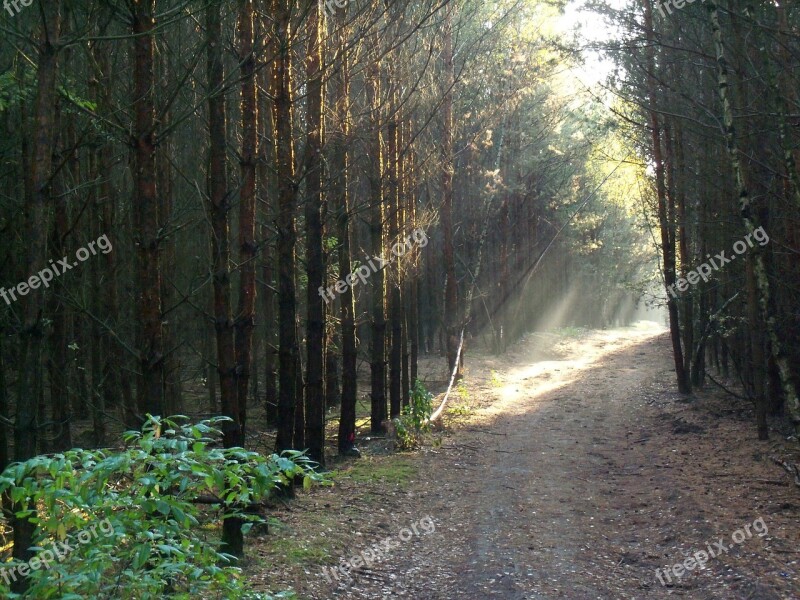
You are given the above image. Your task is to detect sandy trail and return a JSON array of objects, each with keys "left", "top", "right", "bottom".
[{"left": 324, "top": 325, "right": 799, "bottom": 599}]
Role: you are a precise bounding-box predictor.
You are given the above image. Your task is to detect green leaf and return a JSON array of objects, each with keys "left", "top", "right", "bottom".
[{"left": 132, "top": 545, "right": 151, "bottom": 570}]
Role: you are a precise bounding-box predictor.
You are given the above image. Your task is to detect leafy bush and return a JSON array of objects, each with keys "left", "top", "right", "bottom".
[
  {"left": 0, "top": 416, "right": 321, "bottom": 599},
  {"left": 394, "top": 380, "right": 434, "bottom": 450}
]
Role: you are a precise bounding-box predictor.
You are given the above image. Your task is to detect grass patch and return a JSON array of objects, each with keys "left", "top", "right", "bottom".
[
  {"left": 554, "top": 326, "right": 586, "bottom": 338},
  {"left": 447, "top": 400, "right": 472, "bottom": 416},
  {"left": 334, "top": 455, "right": 417, "bottom": 487},
  {"left": 284, "top": 542, "right": 330, "bottom": 565}
]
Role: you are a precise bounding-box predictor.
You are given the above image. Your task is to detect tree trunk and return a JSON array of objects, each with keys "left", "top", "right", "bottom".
[
  {"left": 332, "top": 12, "right": 358, "bottom": 454},
  {"left": 259, "top": 15, "right": 279, "bottom": 427},
  {"left": 274, "top": 0, "right": 299, "bottom": 452},
  {"left": 206, "top": 0, "right": 237, "bottom": 441},
  {"left": 304, "top": 0, "right": 326, "bottom": 466},
  {"left": 387, "top": 109, "right": 402, "bottom": 419},
  {"left": 441, "top": 8, "right": 460, "bottom": 377},
  {"left": 642, "top": 0, "right": 689, "bottom": 394},
  {"left": 13, "top": 0, "right": 61, "bottom": 579},
  {"left": 133, "top": 0, "right": 165, "bottom": 419},
  {"left": 367, "top": 32, "right": 387, "bottom": 434},
  {"left": 49, "top": 104, "right": 71, "bottom": 452},
  {"left": 233, "top": 0, "right": 257, "bottom": 449}
]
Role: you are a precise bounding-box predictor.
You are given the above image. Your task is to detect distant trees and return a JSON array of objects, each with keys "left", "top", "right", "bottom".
[{"left": 607, "top": 0, "right": 800, "bottom": 436}]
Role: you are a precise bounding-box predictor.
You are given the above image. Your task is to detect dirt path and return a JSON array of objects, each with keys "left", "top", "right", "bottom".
[{"left": 313, "top": 325, "right": 799, "bottom": 599}]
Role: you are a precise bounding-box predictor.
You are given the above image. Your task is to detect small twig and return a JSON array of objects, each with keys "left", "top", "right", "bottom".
[
  {"left": 706, "top": 373, "right": 750, "bottom": 401},
  {"left": 770, "top": 456, "right": 800, "bottom": 487}
]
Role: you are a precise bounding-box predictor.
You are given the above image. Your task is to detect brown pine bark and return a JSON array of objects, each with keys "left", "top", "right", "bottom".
[
  {"left": 367, "top": 31, "right": 387, "bottom": 434},
  {"left": 274, "top": 0, "right": 299, "bottom": 453},
  {"left": 13, "top": 0, "right": 61, "bottom": 575},
  {"left": 304, "top": 0, "right": 326, "bottom": 466},
  {"left": 206, "top": 0, "right": 237, "bottom": 447},
  {"left": 642, "top": 0, "right": 689, "bottom": 394},
  {"left": 387, "top": 108, "right": 402, "bottom": 419},
  {"left": 233, "top": 0, "right": 257, "bottom": 450},
  {"left": 665, "top": 118, "right": 693, "bottom": 392},
  {"left": 331, "top": 11, "right": 358, "bottom": 454},
  {"left": 86, "top": 107, "right": 107, "bottom": 446},
  {"left": 259, "top": 14, "right": 279, "bottom": 427},
  {"left": 441, "top": 8, "right": 460, "bottom": 377},
  {"left": 406, "top": 121, "right": 419, "bottom": 389},
  {"left": 48, "top": 106, "right": 71, "bottom": 452},
  {"left": 92, "top": 29, "right": 127, "bottom": 427},
  {"left": 132, "top": 0, "right": 165, "bottom": 418},
  {"left": 399, "top": 116, "right": 410, "bottom": 407},
  {"left": 157, "top": 61, "right": 182, "bottom": 419}
]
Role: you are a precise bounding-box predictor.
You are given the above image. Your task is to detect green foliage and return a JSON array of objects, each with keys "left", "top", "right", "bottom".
[
  {"left": 394, "top": 380, "right": 433, "bottom": 450},
  {"left": 490, "top": 370, "right": 504, "bottom": 388},
  {"left": 0, "top": 416, "right": 322, "bottom": 599},
  {"left": 58, "top": 85, "right": 98, "bottom": 112},
  {"left": 0, "top": 70, "right": 35, "bottom": 113}
]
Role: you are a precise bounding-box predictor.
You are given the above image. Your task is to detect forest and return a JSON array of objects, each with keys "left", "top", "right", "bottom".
[{"left": 0, "top": 0, "right": 798, "bottom": 598}]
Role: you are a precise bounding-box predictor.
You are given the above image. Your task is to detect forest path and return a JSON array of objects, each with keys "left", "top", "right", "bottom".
[{"left": 320, "top": 325, "right": 797, "bottom": 599}]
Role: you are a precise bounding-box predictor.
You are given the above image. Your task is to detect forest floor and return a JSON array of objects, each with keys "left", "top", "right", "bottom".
[{"left": 247, "top": 323, "right": 800, "bottom": 599}]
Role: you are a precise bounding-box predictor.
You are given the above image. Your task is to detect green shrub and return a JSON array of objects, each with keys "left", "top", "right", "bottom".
[
  {"left": 0, "top": 415, "right": 321, "bottom": 599},
  {"left": 394, "top": 380, "right": 434, "bottom": 450}
]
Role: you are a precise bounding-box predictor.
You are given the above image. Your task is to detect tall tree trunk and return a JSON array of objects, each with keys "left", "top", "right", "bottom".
[
  {"left": 92, "top": 30, "right": 125, "bottom": 426},
  {"left": 642, "top": 0, "right": 689, "bottom": 393},
  {"left": 304, "top": 0, "right": 326, "bottom": 466},
  {"left": 407, "top": 129, "right": 419, "bottom": 388},
  {"left": 219, "top": 0, "right": 259, "bottom": 559},
  {"left": 400, "top": 117, "right": 410, "bottom": 407},
  {"left": 259, "top": 16, "right": 279, "bottom": 427},
  {"left": 665, "top": 118, "right": 693, "bottom": 392},
  {"left": 49, "top": 102, "right": 70, "bottom": 452},
  {"left": 367, "top": 31, "right": 387, "bottom": 434},
  {"left": 233, "top": 0, "right": 257, "bottom": 448},
  {"left": 274, "top": 0, "right": 299, "bottom": 452},
  {"left": 387, "top": 106, "right": 402, "bottom": 419},
  {"left": 133, "top": 0, "right": 164, "bottom": 419},
  {"left": 332, "top": 12, "right": 358, "bottom": 454},
  {"left": 87, "top": 111, "right": 107, "bottom": 446},
  {"left": 206, "top": 0, "right": 237, "bottom": 458},
  {"left": 441, "top": 8, "right": 460, "bottom": 377},
  {"left": 13, "top": 0, "right": 61, "bottom": 579},
  {"left": 158, "top": 61, "right": 182, "bottom": 418}
]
